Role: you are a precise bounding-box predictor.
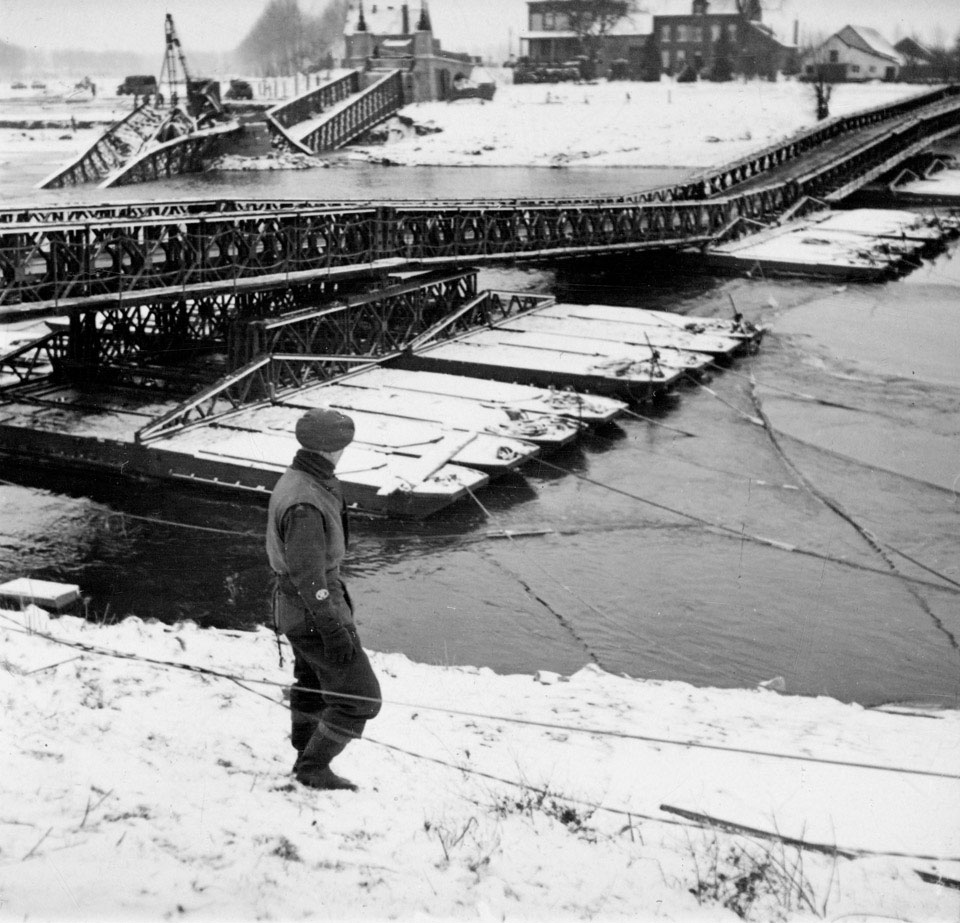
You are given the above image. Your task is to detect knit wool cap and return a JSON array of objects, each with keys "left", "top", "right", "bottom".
[{"left": 295, "top": 408, "right": 355, "bottom": 453}]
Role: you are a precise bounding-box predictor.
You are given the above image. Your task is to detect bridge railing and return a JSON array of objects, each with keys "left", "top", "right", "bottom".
[
  {"left": 0, "top": 188, "right": 639, "bottom": 226},
  {"left": 5, "top": 89, "right": 960, "bottom": 307},
  {"left": 0, "top": 329, "right": 69, "bottom": 388},
  {"left": 267, "top": 71, "right": 361, "bottom": 132},
  {"left": 623, "top": 84, "right": 960, "bottom": 203},
  {"left": 241, "top": 269, "right": 478, "bottom": 366},
  {"left": 37, "top": 102, "right": 156, "bottom": 190},
  {"left": 0, "top": 206, "right": 381, "bottom": 305},
  {"left": 99, "top": 119, "right": 242, "bottom": 188},
  {"left": 380, "top": 199, "right": 731, "bottom": 260},
  {"left": 135, "top": 354, "right": 275, "bottom": 442},
  {"left": 133, "top": 272, "right": 481, "bottom": 441},
  {"left": 294, "top": 70, "right": 405, "bottom": 153}
]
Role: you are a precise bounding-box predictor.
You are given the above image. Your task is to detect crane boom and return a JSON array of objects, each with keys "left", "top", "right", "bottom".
[{"left": 159, "top": 13, "right": 193, "bottom": 107}]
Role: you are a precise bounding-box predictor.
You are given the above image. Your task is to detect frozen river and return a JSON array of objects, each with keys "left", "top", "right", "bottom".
[{"left": 1, "top": 143, "right": 958, "bottom": 708}]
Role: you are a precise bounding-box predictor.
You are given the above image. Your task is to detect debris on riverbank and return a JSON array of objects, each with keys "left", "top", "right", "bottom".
[{"left": 205, "top": 150, "right": 323, "bottom": 172}]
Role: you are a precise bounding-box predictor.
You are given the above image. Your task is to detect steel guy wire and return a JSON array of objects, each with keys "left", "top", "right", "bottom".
[
  {"left": 748, "top": 381, "right": 960, "bottom": 655},
  {"left": 463, "top": 481, "right": 718, "bottom": 676},
  {"left": 3, "top": 454, "right": 959, "bottom": 601},
  {"left": 2, "top": 614, "right": 958, "bottom": 784},
  {"left": 529, "top": 458, "right": 960, "bottom": 597},
  {"left": 6, "top": 616, "right": 960, "bottom": 866},
  {"left": 462, "top": 482, "right": 602, "bottom": 667}
]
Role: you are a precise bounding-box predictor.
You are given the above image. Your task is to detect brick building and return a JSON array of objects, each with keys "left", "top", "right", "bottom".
[
  {"left": 520, "top": 0, "right": 793, "bottom": 81},
  {"left": 651, "top": 0, "right": 793, "bottom": 80},
  {"left": 343, "top": 1, "right": 477, "bottom": 102}
]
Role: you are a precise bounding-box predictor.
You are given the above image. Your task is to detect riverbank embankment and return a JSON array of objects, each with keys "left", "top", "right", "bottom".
[{"left": 2, "top": 607, "right": 958, "bottom": 921}]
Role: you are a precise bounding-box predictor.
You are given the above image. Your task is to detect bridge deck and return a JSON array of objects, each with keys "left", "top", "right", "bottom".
[
  {"left": 723, "top": 106, "right": 949, "bottom": 197},
  {"left": 3, "top": 87, "right": 960, "bottom": 310}
]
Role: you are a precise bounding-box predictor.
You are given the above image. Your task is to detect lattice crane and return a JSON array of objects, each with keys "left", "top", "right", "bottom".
[{"left": 158, "top": 13, "right": 222, "bottom": 123}]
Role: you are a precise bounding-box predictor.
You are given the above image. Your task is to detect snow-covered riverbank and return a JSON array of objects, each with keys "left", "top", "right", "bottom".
[
  {"left": 2, "top": 608, "right": 958, "bottom": 921},
  {"left": 347, "top": 79, "right": 930, "bottom": 169}
]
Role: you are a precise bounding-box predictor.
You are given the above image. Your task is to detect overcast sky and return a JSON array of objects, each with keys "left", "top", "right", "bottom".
[{"left": 2, "top": 0, "right": 957, "bottom": 56}]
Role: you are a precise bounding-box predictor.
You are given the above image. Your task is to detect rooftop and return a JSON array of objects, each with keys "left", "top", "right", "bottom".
[
  {"left": 836, "top": 25, "right": 905, "bottom": 65},
  {"left": 345, "top": 1, "right": 431, "bottom": 37}
]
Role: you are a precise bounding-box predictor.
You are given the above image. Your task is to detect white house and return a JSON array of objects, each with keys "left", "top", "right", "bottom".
[{"left": 802, "top": 25, "right": 904, "bottom": 82}]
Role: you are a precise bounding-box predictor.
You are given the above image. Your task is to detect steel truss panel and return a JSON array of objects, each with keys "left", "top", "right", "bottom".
[
  {"left": 0, "top": 207, "right": 379, "bottom": 305},
  {"left": 6, "top": 86, "right": 959, "bottom": 226},
  {"left": 0, "top": 269, "right": 483, "bottom": 400},
  {"left": 131, "top": 281, "right": 540, "bottom": 443},
  {"left": 2, "top": 88, "right": 959, "bottom": 309},
  {"left": 267, "top": 71, "right": 404, "bottom": 155}
]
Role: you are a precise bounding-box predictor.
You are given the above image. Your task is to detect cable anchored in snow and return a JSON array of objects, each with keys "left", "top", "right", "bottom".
[{"left": 3, "top": 615, "right": 957, "bottom": 783}]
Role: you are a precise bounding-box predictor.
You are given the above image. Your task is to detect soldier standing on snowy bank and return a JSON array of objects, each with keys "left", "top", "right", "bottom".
[{"left": 266, "top": 408, "right": 381, "bottom": 790}]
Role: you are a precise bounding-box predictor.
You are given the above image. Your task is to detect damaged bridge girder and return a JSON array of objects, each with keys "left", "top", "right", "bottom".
[{"left": 2, "top": 85, "right": 960, "bottom": 311}]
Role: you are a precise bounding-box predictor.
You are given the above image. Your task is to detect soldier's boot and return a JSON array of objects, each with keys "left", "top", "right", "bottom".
[
  {"left": 293, "top": 733, "right": 358, "bottom": 791},
  {"left": 291, "top": 717, "right": 317, "bottom": 773}
]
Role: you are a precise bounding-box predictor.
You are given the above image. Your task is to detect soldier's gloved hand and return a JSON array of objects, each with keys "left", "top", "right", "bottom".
[{"left": 317, "top": 621, "right": 357, "bottom": 664}]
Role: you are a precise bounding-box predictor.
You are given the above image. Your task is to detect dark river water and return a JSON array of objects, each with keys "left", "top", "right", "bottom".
[{"left": 2, "top": 160, "right": 959, "bottom": 708}]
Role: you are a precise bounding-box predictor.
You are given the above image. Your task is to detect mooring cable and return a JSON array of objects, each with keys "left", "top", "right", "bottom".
[
  {"left": 3, "top": 461, "right": 957, "bottom": 602},
  {"left": 463, "top": 483, "right": 603, "bottom": 668},
  {"left": 756, "top": 426, "right": 960, "bottom": 499},
  {"left": 7, "top": 615, "right": 960, "bottom": 868},
  {"left": 748, "top": 380, "right": 960, "bottom": 654},
  {"left": 704, "top": 359, "right": 870, "bottom": 415},
  {"left": 462, "top": 484, "right": 716, "bottom": 676},
  {"left": 586, "top": 427, "right": 800, "bottom": 490},
  {"left": 619, "top": 406, "right": 698, "bottom": 438},
  {"left": 3, "top": 615, "right": 957, "bottom": 784},
  {"left": 684, "top": 372, "right": 764, "bottom": 426},
  {"left": 236, "top": 672, "right": 960, "bottom": 865},
  {"left": 530, "top": 458, "right": 960, "bottom": 597}
]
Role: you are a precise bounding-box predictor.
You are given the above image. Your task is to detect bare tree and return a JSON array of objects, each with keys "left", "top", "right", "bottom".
[
  {"left": 237, "top": 0, "right": 348, "bottom": 76},
  {"left": 537, "top": 0, "right": 633, "bottom": 71},
  {"left": 798, "top": 39, "right": 833, "bottom": 121}
]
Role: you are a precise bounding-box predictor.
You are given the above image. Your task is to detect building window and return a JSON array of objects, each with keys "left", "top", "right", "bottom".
[
  {"left": 727, "top": 23, "right": 737, "bottom": 41},
  {"left": 851, "top": 64, "right": 860, "bottom": 73},
  {"left": 661, "top": 49, "right": 671, "bottom": 69},
  {"left": 829, "top": 50, "right": 839, "bottom": 63},
  {"left": 711, "top": 24, "right": 721, "bottom": 42},
  {"left": 869, "top": 65, "right": 876, "bottom": 72},
  {"left": 676, "top": 49, "right": 686, "bottom": 62},
  {"left": 660, "top": 24, "right": 671, "bottom": 43},
  {"left": 676, "top": 25, "right": 688, "bottom": 42},
  {"left": 805, "top": 64, "right": 814, "bottom": 75},
  {"left": 690, "top": 26, "right": 703, "bottom": 43},
  {"left": 530, "top": 12, "right": 542, "bottom": 30}
]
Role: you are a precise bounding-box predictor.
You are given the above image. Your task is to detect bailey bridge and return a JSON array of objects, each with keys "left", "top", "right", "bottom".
[{"left": 2, "top": 85, "right": 959, "bottom": 324}]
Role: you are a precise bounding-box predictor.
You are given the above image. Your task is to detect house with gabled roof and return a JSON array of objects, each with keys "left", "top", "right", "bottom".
[
  {"left": 802, "top": 25, "right": 904, "bottom": 83},
  {"left": 895, "top": 37, "right": 940, "bottom": 82}
]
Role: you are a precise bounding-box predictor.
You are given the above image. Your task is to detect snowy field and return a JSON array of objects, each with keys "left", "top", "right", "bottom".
[
  {"left": 349, "top": 79, "right": 932, "bottom": 169},
  {"left": 1, "top": 609, "right": 958, "bottom": 922}
]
